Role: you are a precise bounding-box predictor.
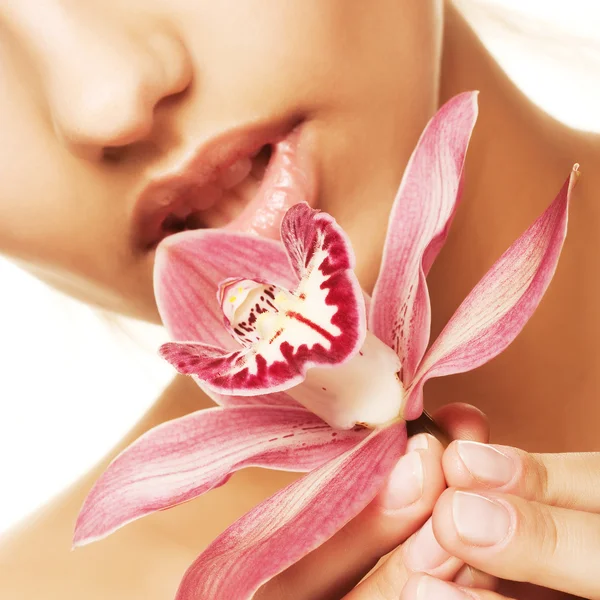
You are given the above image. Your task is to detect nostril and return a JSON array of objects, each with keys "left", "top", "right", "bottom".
[
  {"left": 48, "top": 30, "right": 192, "bottom": 159},
  {"left": 51, "top": 86, "right": 156, "bottom": 155},
  {"left": 102, "top": 146, "right": 125, "bottom": 162}
]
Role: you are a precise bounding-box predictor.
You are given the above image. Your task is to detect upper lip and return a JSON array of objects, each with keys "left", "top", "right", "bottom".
[{"left": 133, "top": 116, "right": 301, "bottom": 250}]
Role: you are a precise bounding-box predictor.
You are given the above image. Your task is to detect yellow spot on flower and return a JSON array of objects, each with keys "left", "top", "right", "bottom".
[{"left": 229, "top": 296, "right": 237, "bottom": 303}]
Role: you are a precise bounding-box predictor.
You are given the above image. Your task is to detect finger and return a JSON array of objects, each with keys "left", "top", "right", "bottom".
[
  {"left": 443, "top": 442, "right": 600, "bottom": 512},
  {"left": 344, "top": 517, "right": 464, "bottom": 600},
  {"left": 342, "top": 408, "right": 491, "bottom": 600},
  {"left": 432, "top": 488, "right": 600, "bottom": 599},
  {"left": 432, "top": 403, "right": 490, "bottom": 443},
  {"left": 453, "top": 565, "right": 498, "bottom": 591},
  {"left": 257, "top": 433, "right": 445, "bottom": 600},
  {"left": 350, "top": 519, "right": 498, "bottom": 597},
  {"left": 401, "top": 574, "right": 511, "bottom": 600}
]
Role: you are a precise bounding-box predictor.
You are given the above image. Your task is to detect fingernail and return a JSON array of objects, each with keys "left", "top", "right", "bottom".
[
  {"left": 407, "top": 433, "right": 430, "bottom": 453},
  {"left": 454, "top": 565, "right": 497, "bottom": 590},
  {"left": 405, "top": 518, "right": 451, "bottom": 572},
  {"left": 380, "top": 451, "right": 423, "bottom": 509},
  {"left": 417, "top": 575, "right": 467, "bottom": 600},
  {"left": 453, "top": 565, "right": 475, "bottom": 587},
  {"left": 452, "top": 491, "right": 511, "bottom": 546},
  {"left": 456, "top": 441, "right": 514, "bottom": 486}
]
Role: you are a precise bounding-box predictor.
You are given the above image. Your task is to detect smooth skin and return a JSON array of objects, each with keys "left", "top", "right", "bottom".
[{"left": 1, "top": 0, "right": 599, "bottom": 598}]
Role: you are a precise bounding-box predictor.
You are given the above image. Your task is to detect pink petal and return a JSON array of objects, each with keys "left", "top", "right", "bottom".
[
  {"left": 406, "top": 167, "right": 578, "bottom": 420},
  {"left": 158, "top": 329, "right": 337, "bottom": 398},
  {"left": 154, "top": 229, "right": 296, "bottom": 348},
  {"left": 160, "top": 341, "right": 311, "bottom": 396},
  {"left": 73, "top": 405, "right": 368, "bottom": 547},
  {"left": 370, "top": 92, "right": 479, "bottom": 384},
  {"left": 160, "top": 205, "right": 368, "bottom": 399},
  {"left": 174, "top": 421, "right": 407, "bottom": 600},
  {"left": 280, "top": 202, "right": 367, "bottom": 365}
]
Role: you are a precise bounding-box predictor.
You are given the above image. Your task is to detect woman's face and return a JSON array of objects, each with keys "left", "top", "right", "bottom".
[{"left": 0, "top": 0, "right": 442, "bottom": 321}]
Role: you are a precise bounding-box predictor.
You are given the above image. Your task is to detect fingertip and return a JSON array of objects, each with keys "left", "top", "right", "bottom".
[
  {"left": 431, "top": 488, "right": 460, "bottom": 552},
  {"left": 433, "top": 403, "right": 490, "bottom": 443},
  {"left": 407, "top": 432, "right": 432, "bottom": 453},
  {"left": 375, "top": 437, "right": 445, "bottom": 515},
  {"left": 454, "top": 564, "right": 499, "bottom": 591},
  {"left": 442, "top": 441, "right": 480, "bottom": 487},
  {"left": 419, "top": 447, "right": 447, "bottom": 503},
  {"left": 401, "top": 574, "right": 470, "bottom": 600},
  {"left": 399, "top": 572, "right": 423, "bottom": 599},
  {"left": 407, "top": 432, "right": 445, "bottom": 459},
  {"left": 425, "top": 433, "right": 445, "bottom": 458}
]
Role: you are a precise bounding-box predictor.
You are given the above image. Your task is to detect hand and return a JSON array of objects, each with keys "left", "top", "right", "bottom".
[
  {"left": 256, "top": 403, "right": 489, "bottom": 600},
  {"left": 400, "top": 442, "right": 600, "bottom": 600}
]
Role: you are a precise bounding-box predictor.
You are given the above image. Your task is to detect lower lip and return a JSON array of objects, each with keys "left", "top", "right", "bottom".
[{"left": 224, "top": 125, "right": 317, "bottom": 240}]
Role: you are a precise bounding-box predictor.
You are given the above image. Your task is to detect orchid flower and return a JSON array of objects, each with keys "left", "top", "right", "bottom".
[{"left": 73, "top": 92, "right": 579, "bottom": 600}]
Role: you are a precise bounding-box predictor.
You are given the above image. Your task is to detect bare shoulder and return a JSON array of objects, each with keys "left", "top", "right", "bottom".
[
  {"left": 0, "top": 482, "right": 191, "bottom": 600},
  {"left": 0, "top": 492, "right": 107, "bottom": 599}
]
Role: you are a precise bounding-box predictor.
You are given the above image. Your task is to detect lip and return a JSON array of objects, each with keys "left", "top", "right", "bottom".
[{"left": 133, "top": 116, "right": 315, "bottom": 250}]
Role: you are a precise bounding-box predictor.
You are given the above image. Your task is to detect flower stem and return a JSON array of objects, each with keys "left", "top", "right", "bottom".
[{"left": 406, "top": 410, "right": 451, "bottom": 447}]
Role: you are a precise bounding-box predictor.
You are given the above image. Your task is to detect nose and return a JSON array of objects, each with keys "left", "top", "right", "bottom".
[{"left": 46, "top": 24, "right": 192, "bottom": 159}]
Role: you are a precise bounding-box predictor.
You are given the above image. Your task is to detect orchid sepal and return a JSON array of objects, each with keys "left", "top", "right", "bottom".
[{"left": 73, "top": 405, "right": 369, "bottom": 547}]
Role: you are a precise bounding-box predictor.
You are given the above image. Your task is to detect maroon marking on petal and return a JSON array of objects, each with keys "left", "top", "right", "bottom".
[
  {"left": 285, "top": 311, "right": 336, "bottom": 343},
  {"left": 163, "top": 206, "right": 367, "bottom": 398},
  {"left": 281, "top": 204, "right": 366, "bottom": 359},
  {"left": 269, "top": 329, "right": 284, "bottom": 344}
]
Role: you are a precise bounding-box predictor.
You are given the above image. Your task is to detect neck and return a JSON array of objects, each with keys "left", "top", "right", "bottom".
[{"left": 426, "top": 3, "right": 600, "bottom": 451}]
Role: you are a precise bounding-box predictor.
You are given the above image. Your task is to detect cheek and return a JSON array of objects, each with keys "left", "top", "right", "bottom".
[
  {"left": 176, "top": 0, "right": 443, "bottom": 119},
  {"left": 0, "top": 38, "right": 140, "bottom": 313},
  {"left": 0, "top": 37, "right": 74, "bottom": 263}
]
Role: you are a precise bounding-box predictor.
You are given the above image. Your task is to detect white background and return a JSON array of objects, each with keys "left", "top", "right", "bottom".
[{"left": 1, "top": 0, "right": 599, "bottom": 534}]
